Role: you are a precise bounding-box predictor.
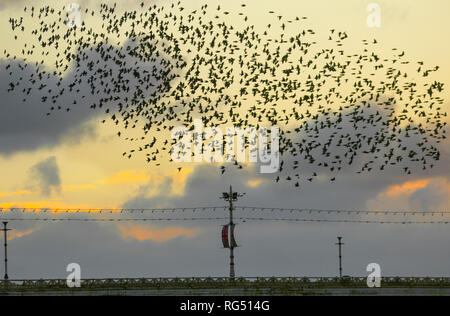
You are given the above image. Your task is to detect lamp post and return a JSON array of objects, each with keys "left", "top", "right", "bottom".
[
  {"left": 1, "top": 222, "right": 11, "bottom": 281},
  {"left": 220, "top": 186, "right": 245, "bottom": 279},
  {"left": 335, "top": 236, "right": 344, "bottom": 278}
]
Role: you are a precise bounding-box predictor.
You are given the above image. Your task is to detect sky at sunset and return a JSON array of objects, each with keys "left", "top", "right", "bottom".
[{"left": 0, "top": 0, "right": 449, "bottom": 279}]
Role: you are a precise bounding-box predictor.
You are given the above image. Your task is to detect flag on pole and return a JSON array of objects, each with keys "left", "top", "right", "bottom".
[
  {"left": 230, "top": 224, "right": 238, "bottom": 248},
  {"left": 221, "top": 224, "right": 238, "bottom": 248},
  {"left": 221, "top": 225, "right": 229, "bottom": 248}
]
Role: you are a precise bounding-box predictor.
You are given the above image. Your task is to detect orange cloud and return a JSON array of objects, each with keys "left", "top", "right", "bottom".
[
  {"left": 7, "top": 229, "right": 36, "bottom": 241},
  {"left": 118, "top": 224, "right": 198, "bottom": 242},
  {"left": 122, "top": 167, "right": 194, "bottom": 197},
  {"left": 0, "top": 166, "right": 194, "bottom": 214},
  {"left": 366, "top": 177, "right": 450, "bottom": 214},
  {"left": 0, "top": 190, "right": 33, "bottom": 198},
  {"left": 170, "top": 167, "right": 194, "bottom": 196},
  {"left": 0, "top": 201, "right": 95, "bottom": 213},
  {"left": 381, "top": 179, "right": 432, "bottom": 198},
  {"left": 246, "top": 178, "right": 264, "bottom": 188}
]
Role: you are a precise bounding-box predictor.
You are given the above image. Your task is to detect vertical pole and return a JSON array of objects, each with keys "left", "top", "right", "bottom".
[
  {"left": 229, "top": 186, "right": 235, "bottom": 279},
  {"left": 336, "top": 236, "right": 344, "bottom": 278},
  {"left": 2, "top": 222, "right": 10, "bottom": 281}
]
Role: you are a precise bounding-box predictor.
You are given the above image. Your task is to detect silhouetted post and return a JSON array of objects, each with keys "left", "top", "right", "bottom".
[
  {"left": 221, "top": 186, "right": 245, "bottom": 279},
  {"left": 1, "top": 222, "right": 11, "bottom": 281},
  {"left": 228, "top": 186, "right": 235, "bottom": 279},
  {"left": 335, "top": 236, "right": 344, "bottom": 278}
]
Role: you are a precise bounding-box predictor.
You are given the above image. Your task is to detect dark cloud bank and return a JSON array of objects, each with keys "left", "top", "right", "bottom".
[
  {"left": 0, "top": 59, "right": 100, "bottom": 156},
  {"left": 7, "top": 156, "right": 450, "bottom": 279}
]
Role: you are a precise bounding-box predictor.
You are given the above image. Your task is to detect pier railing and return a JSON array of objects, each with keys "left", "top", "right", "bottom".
[{"left": 1, "top": 276, "right": 450, "bottom": 292}]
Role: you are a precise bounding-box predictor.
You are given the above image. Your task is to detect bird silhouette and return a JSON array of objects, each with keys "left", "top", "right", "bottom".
[{"left": 4, "top": 2, "right": 447, "bottom": 187}]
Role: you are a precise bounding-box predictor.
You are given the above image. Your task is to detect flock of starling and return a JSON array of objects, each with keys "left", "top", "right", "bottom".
[{"left": 4, "top": 2, "right": 447, "bottom": 187}]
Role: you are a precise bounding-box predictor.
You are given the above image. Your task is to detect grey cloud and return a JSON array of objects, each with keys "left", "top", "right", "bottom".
[
  {"left": 124, "top": 125, "right": 450, "bottom": 213},
  {"left": 29, "top": 156, "right": 61, "bottom": 196},
  {"left": 409, "top": 178, "right": 450, "bottom": 212},
  {"left": 1, "top": 27, "right": 175, "bottom": 155},
  {"left": 2, "top": 147, "right": 450, "bottom": 279},
  {"left": 0, "top": 59, "right": 101, "bottom": 155},
  {"left": 7, "top": 193, "right": 450, "bottom": 279},
  {"left": 111, "top": 148, "right": 450, "bottom": 278}
]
